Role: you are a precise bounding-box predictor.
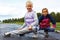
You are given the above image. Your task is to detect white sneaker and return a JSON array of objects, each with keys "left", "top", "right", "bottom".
[
  {"left": 4, "top": 32, "right": 11, "bottom": 37},
  {"left": 44, "top": 33, "right": 49, "bottom": 38},
  {"left": 5, "top": 32, "right": 10, "bottom": 35},
  {"left": 33, "top": 34, "right": 38, "bottom": 38}
]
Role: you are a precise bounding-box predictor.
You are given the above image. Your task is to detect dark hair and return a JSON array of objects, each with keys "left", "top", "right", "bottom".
[{"left": 42, "top": 8, "right": 48, "bottom": 13}]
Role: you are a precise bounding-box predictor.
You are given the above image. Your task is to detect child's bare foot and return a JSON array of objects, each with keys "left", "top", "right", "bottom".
[{"left": 32, "top": 34, "right": 38, "bottom": 38}]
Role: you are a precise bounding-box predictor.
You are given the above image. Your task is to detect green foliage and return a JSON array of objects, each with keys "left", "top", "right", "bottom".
[
  {"left": 37, "top": 12, "right": 41, "bottom": 17},
  {"left": 56, "top": 12, "right": 60, "bottom": 22},
  {"left": 2, "top": 12, "right": 60, "bottom": 23},
  {"left": 50, "top": 12, "right": 56, "bottom": 21},
  {"left": 2, "top": 18, "right": 24, "bottom": 23}
]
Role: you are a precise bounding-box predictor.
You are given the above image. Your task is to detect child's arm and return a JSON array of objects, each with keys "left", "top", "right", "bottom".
[
  {"left": 49, "top": 15, "right": 56, "bottom": 28},
  {"left": 38, "top": 16, "right": 43, "bottom": 25},
  {"left": 30, "top": 11, "right": 38, "bottom": 26},
  {"left": 18, "top": 23, "right": 26, "bottom": 30},
  {"left": 20, "top": 23, "right": 26, "bottom": 28},
  {"left": 18, "top": 17, "right": 26, "bottom": 30}
]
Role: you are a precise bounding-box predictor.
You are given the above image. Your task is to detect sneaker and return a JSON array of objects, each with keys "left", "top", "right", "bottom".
[
  {"left": 44, "top": 33, "right": 49, "bottom": 38},
  {"left": 33, "top": 34, "right": 38, "bottom": 38},
  {"left": 19, "top": 34, "right": 25, "bottom": 36},
  {"left": 4, "top": 32, "right": 11, "bottom": 37}
]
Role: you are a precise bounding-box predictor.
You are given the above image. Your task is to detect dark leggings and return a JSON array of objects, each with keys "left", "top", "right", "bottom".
[{"left": 39, "top": 27, "right": 55, "bottom": 32}]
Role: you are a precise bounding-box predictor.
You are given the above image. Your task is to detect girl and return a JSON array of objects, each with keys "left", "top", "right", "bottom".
[
  {"left": 4, "top": 1, "right": 38, "bottom": 38},
  {"left": 39, "top": 8, "right": 56, "bottom": 38}
]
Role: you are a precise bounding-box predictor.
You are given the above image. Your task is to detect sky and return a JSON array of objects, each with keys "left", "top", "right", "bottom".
[{"left": 0, "top": 0, "right": 60, "bottom": 21}]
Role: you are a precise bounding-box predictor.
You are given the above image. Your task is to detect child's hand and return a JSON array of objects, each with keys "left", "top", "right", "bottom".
[
  {"left": 51, "top": 24, "right": 56, "bottom": 29},
  {"left": 28, "top": 25, "right": 32, "bottom": 30},
  {"left": 51, "top": 26, "right": 55, "bottom": 29}
]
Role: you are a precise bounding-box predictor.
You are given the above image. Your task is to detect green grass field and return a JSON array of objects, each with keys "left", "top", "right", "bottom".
[{"left": 55, "top": 22, "right": 60, "bottom": 30}]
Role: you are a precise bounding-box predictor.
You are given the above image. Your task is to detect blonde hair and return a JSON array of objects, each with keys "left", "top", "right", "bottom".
[{"left": 26, "top": 0, "right": 33, "bottom": 6}]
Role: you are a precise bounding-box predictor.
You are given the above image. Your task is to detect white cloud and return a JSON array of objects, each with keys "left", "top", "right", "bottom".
[
  {"left": 0, "top": 0, "right": 60, "bottom": 20},
  {"left": 32, "top": 0, "right": 60, "bottom": 13},
  {"left": 0, "top": 2, "right": 26, "bottom": 20}
]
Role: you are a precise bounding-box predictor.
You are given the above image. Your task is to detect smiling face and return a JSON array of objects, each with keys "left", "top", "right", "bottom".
[
  {"left": 42, "top": 8, "right": 48, "bottom": 16},
  {"left": 26, "top": 1, "right": 33, "bottom": 12}
]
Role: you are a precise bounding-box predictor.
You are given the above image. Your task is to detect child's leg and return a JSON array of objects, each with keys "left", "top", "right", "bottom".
[
  {"left": 32, "top": 26, "right": 38, "bottom": 38},
  {"left": 44, "top": 29, "right": 48, "bottom": 35},
  {"left": 44, "top": 28, "right": 49, "bottom": 38},
  {"left": 4, "top": 26, "right": 32, "bottom": 37},
  {"left": 44, "top": 27, "right": 55, "bottom": 38},
  {"left": 5, "top": 27, "right": 30, "bottom": 35},
  {"left": 4, "top": 26, "right": 38, "bottom": 36},
  {"left": 46, "top": 27, "right": 55, "bottom": 32}
]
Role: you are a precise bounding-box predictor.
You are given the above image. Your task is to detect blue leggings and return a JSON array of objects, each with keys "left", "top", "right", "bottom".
[{"left": 39, "top": 27, "right": 55, "bottom": 32}]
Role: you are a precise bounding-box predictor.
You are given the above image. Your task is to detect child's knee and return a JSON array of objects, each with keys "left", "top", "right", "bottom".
[{"left": 46, "top": 28, "right": 55, "bottom": 32}]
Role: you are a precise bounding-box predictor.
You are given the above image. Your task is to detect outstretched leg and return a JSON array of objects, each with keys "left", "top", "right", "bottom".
[
  {"left": 4, "top": 26, "right": 37, "bottom": 37},
  {"left": 4, "top": 27, "right": 31, "bottom": 37},
  {"left": 44, "top": 29, "right": 49, "bottom": 38}
]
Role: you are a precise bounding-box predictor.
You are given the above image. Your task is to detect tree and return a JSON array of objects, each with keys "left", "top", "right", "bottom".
[
  {"left": 50, "top": 12, "right": 56, "bottom": 22},
  {"left": 2, "top": 12, "right": 60, "bottom": 23},
  {"left": 37, "top": 13, "right": 41, "bottom": 18},
  {"left": 56, "top": 12, "right": 60, "bottom": 22}
]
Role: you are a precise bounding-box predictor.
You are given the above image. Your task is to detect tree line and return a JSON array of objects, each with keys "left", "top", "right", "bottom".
[{"left": 2, "top": 12, "right": 60, "bottom": 23}]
